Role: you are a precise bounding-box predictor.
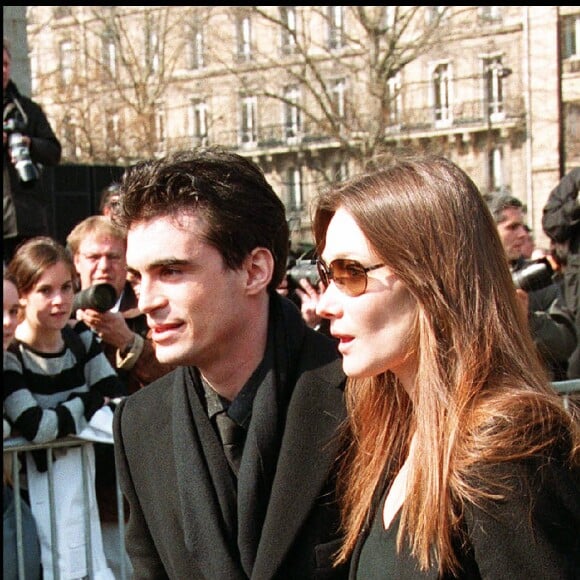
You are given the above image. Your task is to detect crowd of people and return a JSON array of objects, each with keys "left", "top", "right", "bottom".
[{"left": 3, "top": 33, "right": 579, "bottom": 580}]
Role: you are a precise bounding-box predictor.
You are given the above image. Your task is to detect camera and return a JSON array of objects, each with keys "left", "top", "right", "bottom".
[
  {"left": 287, "top": 258, "right": 320, "bottom": 286},
  {"left": 72, "top": 283, "right": 118, "bottom": 313},
  {"left": 511, "top": 257, "right": 554, "bottom": 293},
  {"left": 4, "top": 116, "right": 39, "bottom": 184}
]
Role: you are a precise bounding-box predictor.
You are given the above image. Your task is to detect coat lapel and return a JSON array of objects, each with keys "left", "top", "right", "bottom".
[{"left": 252, "top": 359, "right": 346, "bottom": 578}]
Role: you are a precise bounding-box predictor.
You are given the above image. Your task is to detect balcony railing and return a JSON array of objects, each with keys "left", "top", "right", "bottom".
[{"left": 203, "top": 97, "right": 525, "bottom": 153}]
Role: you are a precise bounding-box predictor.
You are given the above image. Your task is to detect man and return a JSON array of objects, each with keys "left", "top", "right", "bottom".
[
  {"left": 66, "top": 215, "right": 174, "bottom": 395},
  {"left": 66, "top": 215, "right": 175, "bottom": 575},
  {"left": 3, "top": 37, "right": 61, "bottom": 263},
  {"left": 485, "top": 192, "right": 577, "bottom": 380},
  {"left": 112, "top": 147, "right": 348, "bottom": 578}
]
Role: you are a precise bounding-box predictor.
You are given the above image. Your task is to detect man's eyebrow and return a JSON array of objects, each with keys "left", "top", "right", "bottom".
[{"left": 129, "top": 258, "right": 191, "bottom": 272}]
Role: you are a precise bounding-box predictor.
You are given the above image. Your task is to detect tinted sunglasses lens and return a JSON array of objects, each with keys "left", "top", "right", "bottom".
[
  {"left": 331, "top": 260, "right": 367, "bottom": 296},
  {"left": 316, "top": 260, "right": 330, "bottom": 286}
]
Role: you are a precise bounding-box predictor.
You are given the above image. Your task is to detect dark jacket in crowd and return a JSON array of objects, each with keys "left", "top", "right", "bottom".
[
  {"left": 3, "top": 79, "right": 61, "bottom": 241},
  {"left": 114, "top": 294, "right": 349, "bottom": 579},
  {"left": 512, "top": 257, "right": 577, "bottom": 381},
  {"left": 542, "top": 168, "right": 580, "bottom": 378}
]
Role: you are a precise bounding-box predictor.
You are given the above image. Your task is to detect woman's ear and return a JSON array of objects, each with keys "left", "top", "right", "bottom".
[{"left": 244, "top": 247, "right": 274, "bottom": 295}]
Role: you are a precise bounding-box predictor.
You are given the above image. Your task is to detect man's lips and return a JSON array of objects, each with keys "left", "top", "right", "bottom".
[{"left": 150, "top": 321, "right": 183, "bottom": 341}]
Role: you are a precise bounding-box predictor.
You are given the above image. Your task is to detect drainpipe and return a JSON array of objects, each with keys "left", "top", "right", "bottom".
[
  {"left": 523, "top": 7, "right": 534, "bottom": 217},
  {"left": 556, "top": 6, "right": 564, "bottom": 177}
]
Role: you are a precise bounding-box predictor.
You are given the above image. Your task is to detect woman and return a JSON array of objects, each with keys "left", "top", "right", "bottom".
[
  {"left": 313, "top": 156, "right": 579, "bottom": 578},
  {"left": 4, "top": 237, "right": 122, "bottom": 580}
]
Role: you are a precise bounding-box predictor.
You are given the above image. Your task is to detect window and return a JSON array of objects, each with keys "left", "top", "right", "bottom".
[
  {"left": 328, "top": 6, "right": 344, "bottom": 50},
  {"left": 187, "top": 24, "right": 204, "bottom": 69},
  {"left": 105, "top": 112, "right": 120, "bottom": 148},
  {"left": 483, "top": 57, "right": 508, "bottom": 122},
  {"left": 286, "top": 167, "right": 303, "bottom": 210},
  {"left": 280, "top": 6, "right": 297, "bottom": 54},
  {"left": 488, "top": 146, "right": 504, "bottom": 192},
  {"left": 239, "top": 94, "right": 257, "bottom": 145},
  {"left": 387, "top": 73, "right": 402, "bottom": 127},
  {"left": 60, "top": 40, "right": 74, "bottom": 86},
  {"left": 54, "top": 7, "right": 72, "bottom": 19},
  {"left": 102, "top": 30, "right": 116, "bottom": 77},
  {"left": 237, "top": 15, "right": 252, "bottom": 62},
  {"left": 63, "top": 114, "right": 77, "bottom": 159},
  {"left": 330, "top": 78, "right": 346, "bottom": 119},
  {"left": 479, "top": 7, "right": 502, "bottom": 22},
  {"left": 189, "top": 99, "right": 208, "bottom": 146},
  {"left": 284, "top": 85, "right": 301, "bottom": 140},
  {"left": 426, "top": 6, "right": 445, "bottom": 25},
  {"left": 156, "top": 108, "right": 165, "bottom": 148},
  {"left": 146, "top": 29, "right": 160, "bottom": 73},
  {"left": 432, "top": 63, "right": 452, "bottom": 126},
  {"left": 383, "top": 6, "right": 397, "bottom": 29},
  {"left": 331, "top": 161, "right": 348, "bottom": 183},
  {"left": 562, "top": 14, "right": 580, "bottom": 59}
]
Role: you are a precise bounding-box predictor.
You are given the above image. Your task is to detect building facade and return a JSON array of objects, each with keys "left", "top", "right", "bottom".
[{"left": 12, "top": 6, "right": 580, "bottom": 248}]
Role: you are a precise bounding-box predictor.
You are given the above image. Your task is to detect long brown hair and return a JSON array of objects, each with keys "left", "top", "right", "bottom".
[{"left": 313, "top": 155, "right": 578, "bottom": 574}]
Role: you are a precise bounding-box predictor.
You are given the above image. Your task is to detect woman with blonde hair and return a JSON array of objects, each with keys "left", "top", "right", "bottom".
[{"left": 313, "top": 155, "right": 579, "bottom": 578}]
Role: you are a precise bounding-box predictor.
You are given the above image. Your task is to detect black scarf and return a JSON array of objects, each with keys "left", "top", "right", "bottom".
[{"left": 173, "top": 293, "right": 305, "bottom": 578}]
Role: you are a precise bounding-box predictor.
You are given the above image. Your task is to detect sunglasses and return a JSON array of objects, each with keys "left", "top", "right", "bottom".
[{"left": 316, "top": 258, "right": 385, "bottom": 297}]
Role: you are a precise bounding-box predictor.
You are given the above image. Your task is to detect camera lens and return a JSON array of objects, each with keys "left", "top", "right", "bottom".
[
  {"left": 72, "top": 283, "right": 118, "bottom": 312},
  {"left": 512, "top": 258, "right": 554, "bottom": 292}
]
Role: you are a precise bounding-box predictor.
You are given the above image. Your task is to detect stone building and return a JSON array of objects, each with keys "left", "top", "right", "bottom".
[{"left": 7, "top": 6, "right": 580, "bottom": 248}]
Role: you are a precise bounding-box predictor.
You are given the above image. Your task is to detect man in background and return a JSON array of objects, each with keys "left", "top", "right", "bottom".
[
  {"left": 542, "top": 167, "right": 580, "bottom": 378},
  {"left": 3, "top": 37, "right": 61, "bottom": 264},
  {"left": 485, "top": 192, "right": 577, "bottom": 381}
]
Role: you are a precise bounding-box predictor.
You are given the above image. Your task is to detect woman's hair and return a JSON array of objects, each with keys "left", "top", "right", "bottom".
[
  {"left": 6, "top": 236, "right": 76, "bottom": 296},
  {"left": 313, "top": 155, "right": 578, "bottom": 574}
]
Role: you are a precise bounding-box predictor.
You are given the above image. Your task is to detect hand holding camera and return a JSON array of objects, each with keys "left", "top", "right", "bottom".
[{"left": 4, "top": 113, "right": 40, "bottom": 184}]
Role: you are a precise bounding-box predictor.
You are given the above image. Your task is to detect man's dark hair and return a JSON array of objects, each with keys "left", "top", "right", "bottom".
[
  {"left": 483, "top": 192, "right": 525, "bottom": 224},
  {"left": 115, "top": 147, "right": 289, "bottom": 290}
]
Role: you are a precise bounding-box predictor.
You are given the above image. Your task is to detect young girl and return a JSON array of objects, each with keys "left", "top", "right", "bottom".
[
  {"left": 313, "top": 156, "right": 579, "bottom": 578},
  {"left": 4, "top": 237, "right": 123, "bottom": 580},
  {"left": 4, "top": 273, "right": 42, "bottom": 580}
]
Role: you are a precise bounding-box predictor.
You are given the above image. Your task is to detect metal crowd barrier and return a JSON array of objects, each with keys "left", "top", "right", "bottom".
[
  {"left": 3, "top": 436, "right": 129, "bottom": 580},
  {"left": 552, "top": 379, "right": 580, "bottom": 411},
  {"left": 3, "top": 380, "right": 578, "bottom": 579}
]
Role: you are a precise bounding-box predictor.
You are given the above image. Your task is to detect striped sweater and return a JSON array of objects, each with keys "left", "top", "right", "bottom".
[{"left": 3, "top": 321, "right": 124, "bottom": 444}]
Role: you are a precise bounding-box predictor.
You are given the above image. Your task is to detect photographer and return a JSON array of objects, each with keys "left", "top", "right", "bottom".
[
  {"left": 485, "top": 192, "right": 577, "bottom": 380},
  {"left": 3, "top": 37, "right": 61, "bottom": 264},
  {"left": 542, "top": 168, "right": 580, "bottom": 379},
  {"left": 280, "top": 250, "right": 331, "bottom": 335}
]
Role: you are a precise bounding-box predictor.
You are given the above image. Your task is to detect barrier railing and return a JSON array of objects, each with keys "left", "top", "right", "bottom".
[
  {"left": 4, "top": 380, "right": 577, "bottom": 579},
  {"left": 552, "top": 379, "right": 580, "bottom": 411},
  {"left": 3, "top": 436, "right": 129, "bottom": 580}
]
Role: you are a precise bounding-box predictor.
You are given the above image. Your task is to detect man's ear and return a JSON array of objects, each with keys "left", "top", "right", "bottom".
[{"left": 244, "top": 247, "right": 274, "bottom": 295}]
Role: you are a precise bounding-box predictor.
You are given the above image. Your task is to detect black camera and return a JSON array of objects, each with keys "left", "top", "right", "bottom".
[
  {"left": 72, "top": 283, "right": 117, "bottom": 313},
  {"left": 4, "top": 116, "right": 39, "bottom": 184},
  {"left": 287, "top": 258, "right": 320, "bottom": 286},
  {"left": 512, "top": 257, "right": 554, "bottom": 293}
]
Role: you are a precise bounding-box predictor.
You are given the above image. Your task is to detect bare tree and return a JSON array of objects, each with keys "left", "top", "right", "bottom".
[
  {"left": 28, "top": 6, "right": 210, "bottom": 164},
  {"left": 210, "top": 6, "right": 461, "bottom": 177}
]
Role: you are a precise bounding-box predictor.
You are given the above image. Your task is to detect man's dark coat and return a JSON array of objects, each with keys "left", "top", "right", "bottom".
[{"left": 113, "top": 295, "right": 348, "bottom": 579}]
